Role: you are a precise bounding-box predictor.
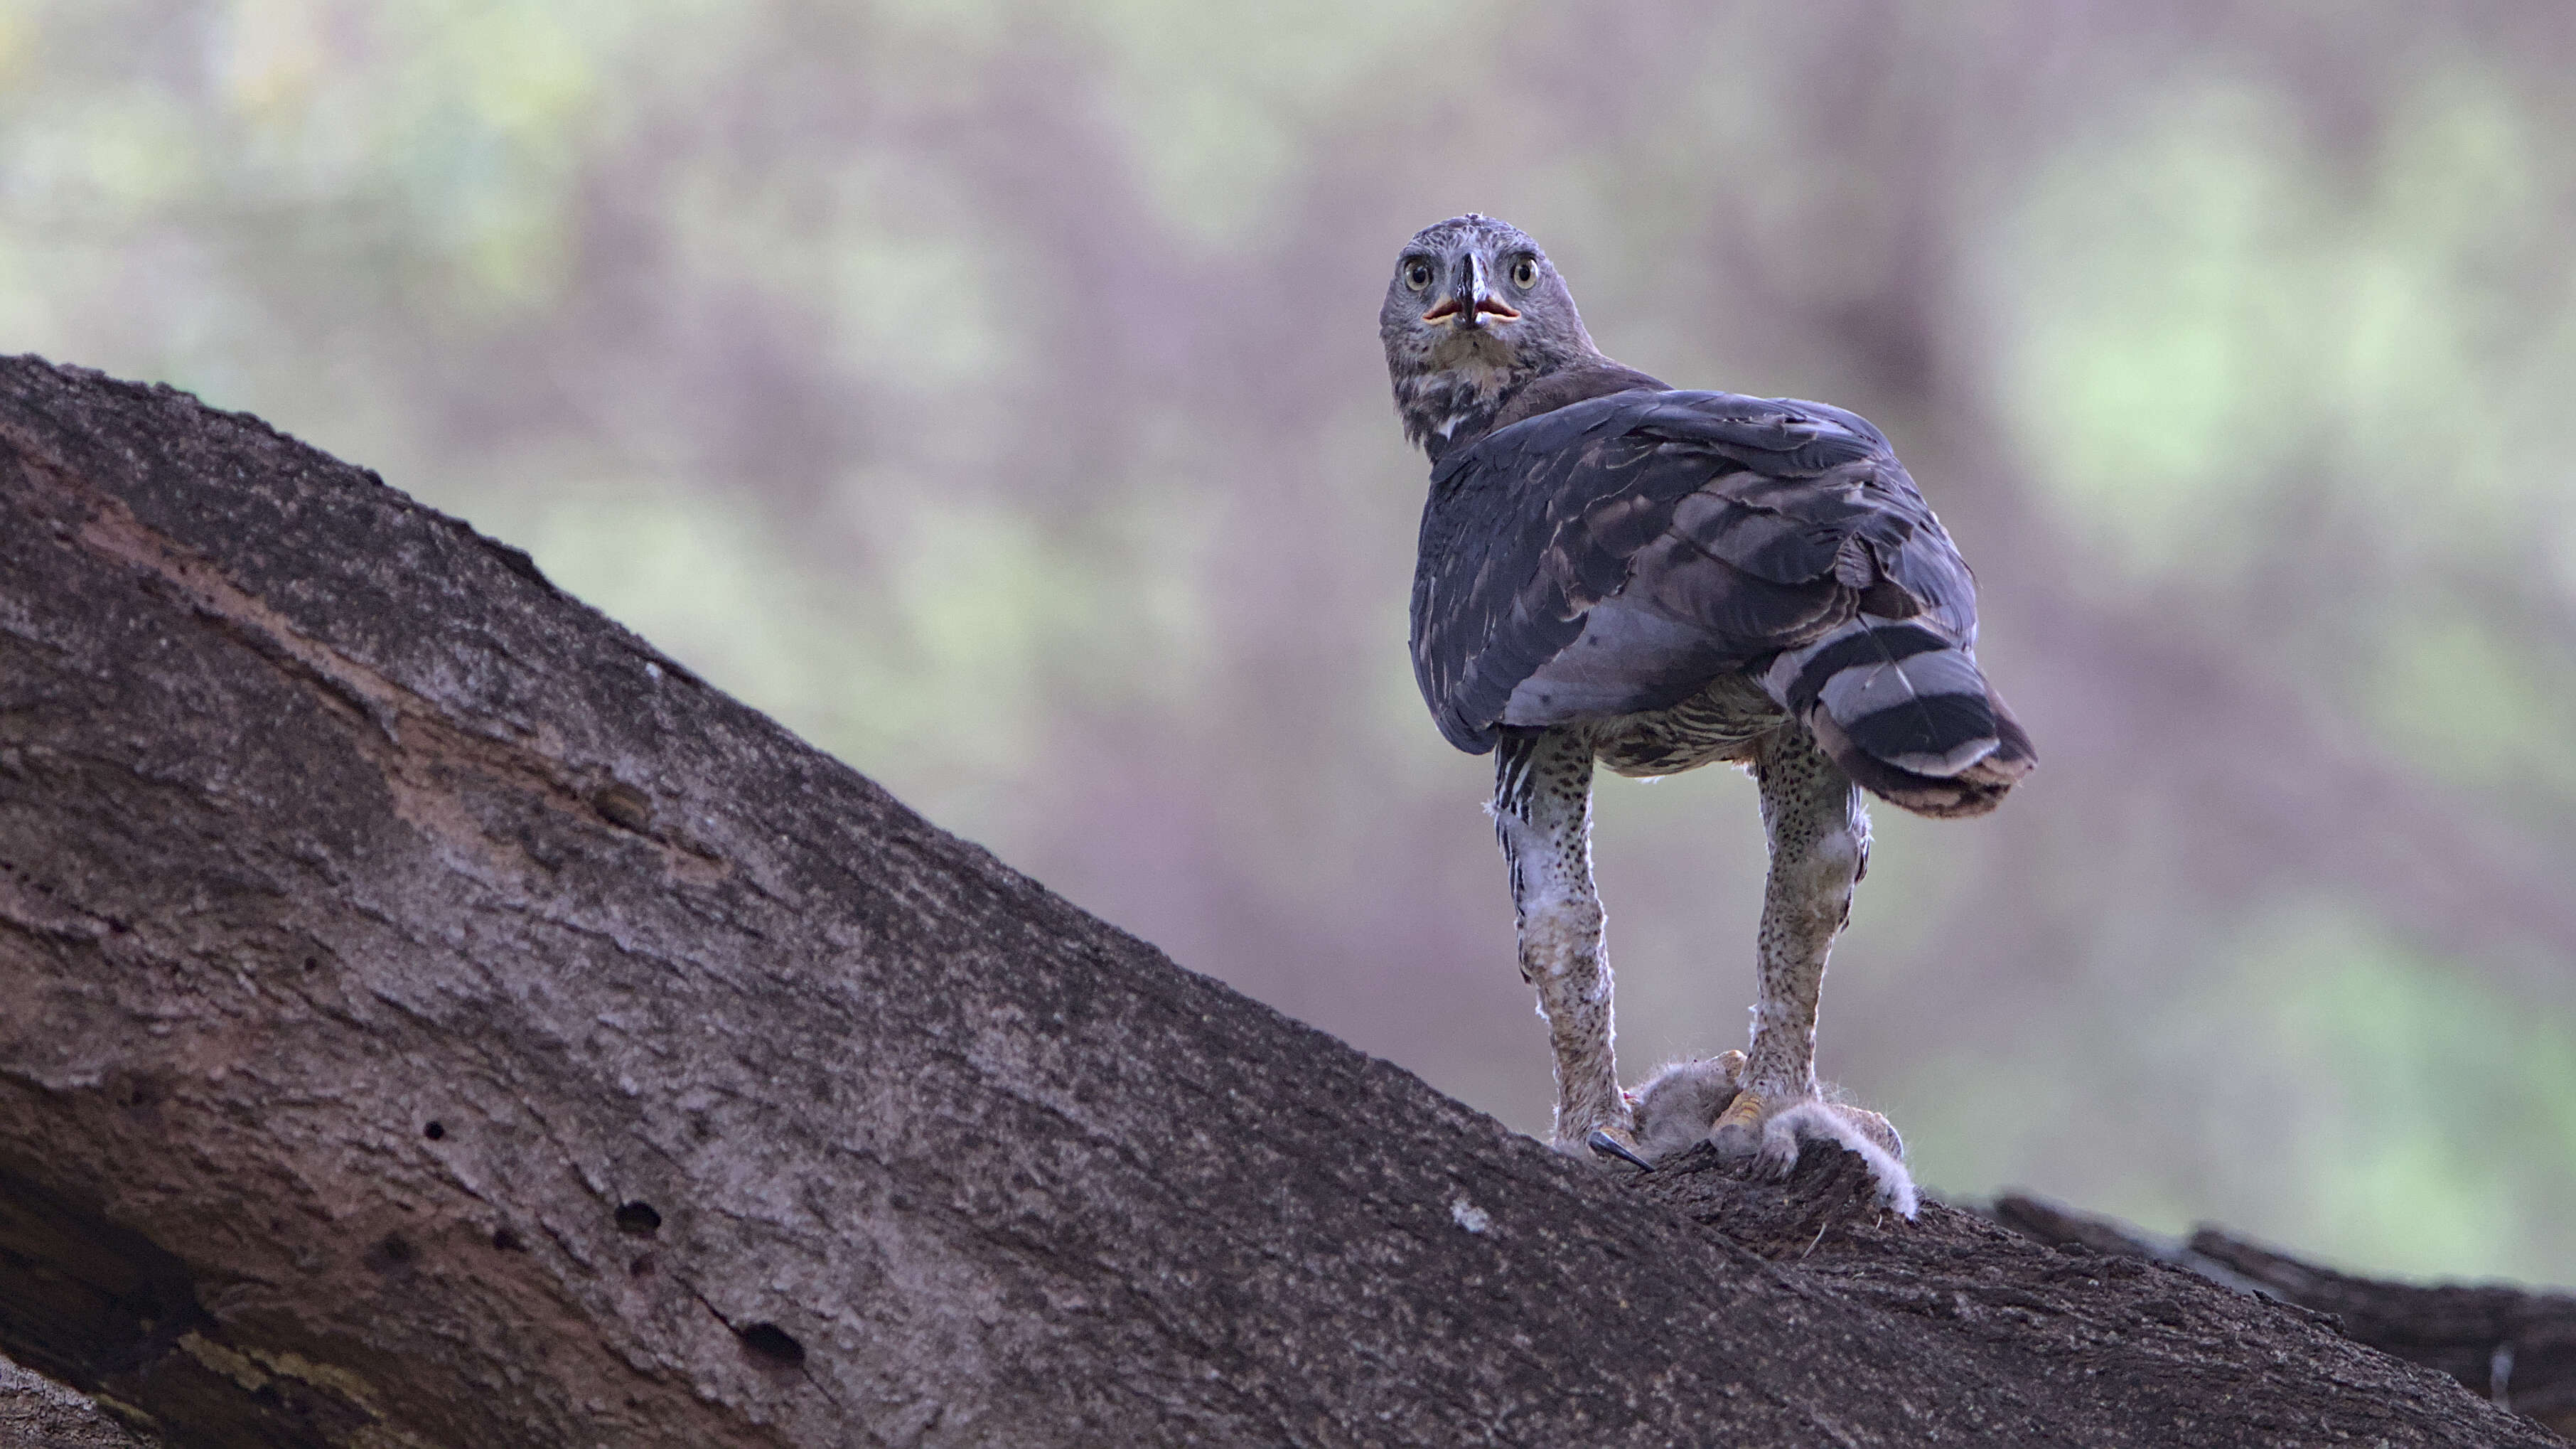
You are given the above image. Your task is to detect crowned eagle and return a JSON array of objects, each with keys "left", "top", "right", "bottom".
[{"left": 1383, "top": 215, "right": 2034, "bottom": 1212}]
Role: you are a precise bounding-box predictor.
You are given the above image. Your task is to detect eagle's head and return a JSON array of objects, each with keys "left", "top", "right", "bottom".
[{"left": 1380, "top": 214, "right": 1599, "bottom": 457}]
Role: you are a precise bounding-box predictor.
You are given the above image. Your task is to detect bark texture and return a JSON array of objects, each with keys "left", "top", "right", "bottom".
[
  {"left": 0, "top": 354, "right": 2557, "bottom": 1448},
  {"left": 1996, "top": 1192, "right": 2576, "bottom": 1437},
  {"left": 1, "top": 1351, "right": 158, "bottom": 1448}
]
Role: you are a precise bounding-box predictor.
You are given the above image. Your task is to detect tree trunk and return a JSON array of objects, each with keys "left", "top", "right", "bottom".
[{"left": 0, "top": 355, "right": 2554, "bottom": 1447}]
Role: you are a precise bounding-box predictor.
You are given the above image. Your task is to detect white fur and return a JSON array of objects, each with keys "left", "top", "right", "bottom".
[
  {"left": 1634, "top": 1054, "right": 1921, "bottom": 1219},
  {"left": 1764, "top": 1101, "right": 1919, "bottom": 1219}
]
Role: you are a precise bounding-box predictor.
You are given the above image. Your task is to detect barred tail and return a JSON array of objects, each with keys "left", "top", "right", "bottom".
[{"left": 1761, "top": 616, "right": 2035, "bottom": 818}]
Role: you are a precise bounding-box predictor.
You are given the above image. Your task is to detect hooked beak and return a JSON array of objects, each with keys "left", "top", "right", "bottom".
[{"left": 1421, "top": 255, "right": 1520, "bottom": 331}]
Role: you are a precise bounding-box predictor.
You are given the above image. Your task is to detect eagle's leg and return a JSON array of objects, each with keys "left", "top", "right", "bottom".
[
  {"left": 1701, "top": 727, "right": 1919, "bottom": 1213},
  {"left": 1493, "top": 727, "right": 1631, "bottom": 1153},
  {"left": 1739, "top": 727, "right": 1862, "bottom": 1106}
]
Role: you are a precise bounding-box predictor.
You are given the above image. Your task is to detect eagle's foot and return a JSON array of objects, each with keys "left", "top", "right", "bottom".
[
  {"left": 1633, "top": 1052, "right": 1918, "bottom": 1217},
  {"left": 1550, "top": 1101, "right": 1639, "bottom": 1165},
  {"left": 1583, "top": 1125, "right": 1656, "bottom": 1171},
  {"left": 1631, "top": 1050, "right": 1749, "bottom": 1160}
]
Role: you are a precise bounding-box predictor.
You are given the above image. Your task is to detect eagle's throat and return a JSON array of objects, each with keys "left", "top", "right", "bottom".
[{"left": 1393, "top": 358, "right": 1541, "bottom": 461}]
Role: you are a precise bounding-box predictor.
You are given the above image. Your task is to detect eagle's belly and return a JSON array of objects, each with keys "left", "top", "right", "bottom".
[{"left": 1589, "top": 673, "right": 1785, "bottom": 779}]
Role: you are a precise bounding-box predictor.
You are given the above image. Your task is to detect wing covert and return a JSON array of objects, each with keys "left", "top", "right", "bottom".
[{"left": 1409, "top": 388, "right": 1978, "bottom": 753}]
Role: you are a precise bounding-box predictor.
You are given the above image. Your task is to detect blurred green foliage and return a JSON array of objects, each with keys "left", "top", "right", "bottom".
[{"left": 6, "top": 0, "right": 2574, "bottom": 1285}]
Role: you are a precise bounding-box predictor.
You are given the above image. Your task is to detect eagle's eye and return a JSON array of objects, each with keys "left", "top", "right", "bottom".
[
  {"left": 1402, "top": 258, "right": 1434, "bottom": 292},
  {"left": 1509, "top": 255, "right": 1539, "bottom": 289}
]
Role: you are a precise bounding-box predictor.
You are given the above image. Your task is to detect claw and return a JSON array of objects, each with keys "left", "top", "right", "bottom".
[
  {"left": 1586, "top": 1128, "right": 1655, "bottom": 1171},
  {"left": 1631, "top": 1051, "right": 1752, "bottom": 1160},
  {"left": 1717, "top": 1096, "right": 1922, "bottom": 1216},
  {"left": 1707, "top": 1086, "right": 1771, "bottom": 1160},
  {"left": 1711, "top": 1087, "right": 1766, "bottom": 1134}
]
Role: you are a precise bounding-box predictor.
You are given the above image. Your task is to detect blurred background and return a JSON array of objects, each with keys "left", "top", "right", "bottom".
[{"left": 5, "top": 0, "right": 2574, "bottom": 1285}]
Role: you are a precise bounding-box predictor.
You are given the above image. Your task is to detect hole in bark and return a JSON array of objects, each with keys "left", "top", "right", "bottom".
[
  {"left": 302, "top": 956, "right": 318, "bottom": 972},
  {"left": 629, "top": 1253, "right": 654, "bottom": 1278},
  {"left": 614, "top": 1201, "right": 662, "bottom": 1236},
  {"left": 423, "top": 1121, "right": 446, "bottom": 1140},
  {"left": 491, "top": 1227, "right": 525, "bottom": 1251},
  {"left": 593, "top": 782, "right": 653, "bottom": 832},
  {"left": 367, "top": 1233, "right": 418, "bottom": 1273},
  {"left": 736, "top": 1322, "right": 804, "bottom": 1367}
]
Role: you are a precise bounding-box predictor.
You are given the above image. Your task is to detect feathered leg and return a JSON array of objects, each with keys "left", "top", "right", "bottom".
[
  {"left": 1493, "top": 727, "right": 1631, "bottom": 1152},
  {"left": 1690, "top": 726, "right": 1918, "bottom": 1214},
  {"left": 1740, "top": 727, "right": 1864, "bottom": 1103}
]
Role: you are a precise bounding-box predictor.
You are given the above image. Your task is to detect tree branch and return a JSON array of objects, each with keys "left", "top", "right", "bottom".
[
  {"left": 0, "top": 355, "right": 2553, "bottom": 1446},
  {"left": 1996, "top": 1192, "right": 2576, "bottom": 1437}
]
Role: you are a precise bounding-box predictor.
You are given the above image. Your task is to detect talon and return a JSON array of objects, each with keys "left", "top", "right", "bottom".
[
  {"left": 1586, "top": 1128, "right": 1655, "bottom": 1171},
  {"left": 1711, "top": 1087, "right": 1765, "bottom": 1133},
  {"left": 1702, "top": 1092, "right": 1921, "bottom": 1217},
  {"left": 1631, "top": 1054, "right": 1751, "bottom": 1161},
  {"left": 1708, "top": 1086, "right": 1769, "bottom": 1156}
]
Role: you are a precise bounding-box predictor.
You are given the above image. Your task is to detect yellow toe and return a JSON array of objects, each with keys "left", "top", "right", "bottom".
[{"left": 1712, "top": 1088, "right": 1767, "bottom": 1134}]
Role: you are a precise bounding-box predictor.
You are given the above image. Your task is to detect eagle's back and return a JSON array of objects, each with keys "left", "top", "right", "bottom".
[{"left": 1410, "top": 385, "right": 2032, "bottom": 816}]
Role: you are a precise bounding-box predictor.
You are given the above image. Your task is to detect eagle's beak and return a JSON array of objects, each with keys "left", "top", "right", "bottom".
[{"left": 1423, "top": 255, "right": 1520, "bottom": 330}]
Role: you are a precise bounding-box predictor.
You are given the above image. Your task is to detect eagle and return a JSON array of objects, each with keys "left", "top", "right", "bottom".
[{"left": 1383, "top": 215, "right": 2034, "bottom": 1214}]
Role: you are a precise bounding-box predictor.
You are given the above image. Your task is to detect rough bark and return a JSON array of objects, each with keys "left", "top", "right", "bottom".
[
  {"left": 0, "top": 353, "right": 2555, "bottom": 1447},
  {"left": 2, "top": 1351, "right": 159, "bottom": 1448},
  {"left": 1995, "top": 1192, "right": 2576, "bottom": 1437}
]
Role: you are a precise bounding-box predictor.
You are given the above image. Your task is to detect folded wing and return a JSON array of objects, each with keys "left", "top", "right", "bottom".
[{"left": 1410, "top": 389, "right": 2033, "bottom": 816}]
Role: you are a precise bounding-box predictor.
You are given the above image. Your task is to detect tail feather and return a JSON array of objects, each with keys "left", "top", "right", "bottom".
[{"left": 1764, "top": 616, "right": 2034, "bottom": 818}]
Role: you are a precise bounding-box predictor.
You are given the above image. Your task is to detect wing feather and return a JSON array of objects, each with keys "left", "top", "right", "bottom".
[{"left": 1410, "top": 387, "right": 1979, "bottom": 754}]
